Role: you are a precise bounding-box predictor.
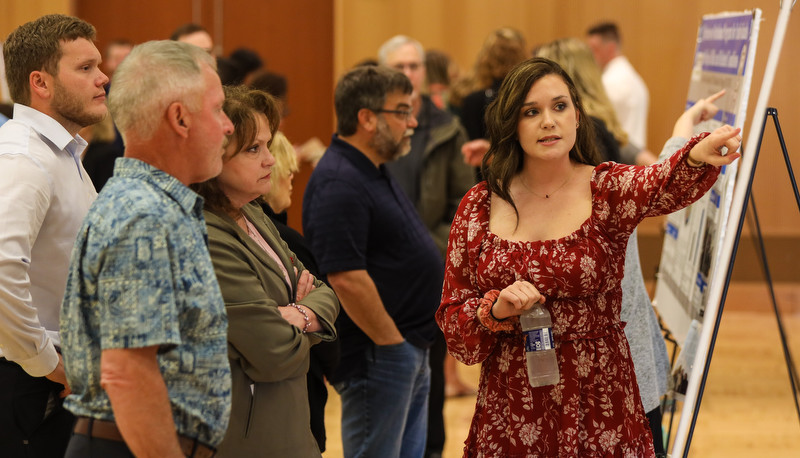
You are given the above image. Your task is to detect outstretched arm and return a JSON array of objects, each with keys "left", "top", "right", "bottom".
[
  {"left": 685, "top": 125, "right": 742, "bottom": 168},
  {"left": 672, "top": 89, "right": 726, "bottom": 140}
]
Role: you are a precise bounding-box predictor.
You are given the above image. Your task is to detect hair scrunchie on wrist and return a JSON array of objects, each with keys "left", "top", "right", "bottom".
[{"left": 477, "top": 289, "right": 516, "bottom": 332}]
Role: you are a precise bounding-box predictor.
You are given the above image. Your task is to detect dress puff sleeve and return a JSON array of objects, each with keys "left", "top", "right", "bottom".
[{"left": 436, "top": 183, "right": 514, "bottom": 366}]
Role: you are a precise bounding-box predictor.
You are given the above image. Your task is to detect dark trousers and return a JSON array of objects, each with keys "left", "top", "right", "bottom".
[
  {"left": 425, "top": 331, "right": 447, "bottom": 457},
  {"left": 307, "top": 356, "right": 329, "bottom": 452},
  {"left": 0, "top": 358, "right": 75, "bottom": 457},
  {"left": 64, "top": 434, "right": 134, "bottom": 458},
  {"left": 646, "top": 406, "right": 665, "bottom": 456}
]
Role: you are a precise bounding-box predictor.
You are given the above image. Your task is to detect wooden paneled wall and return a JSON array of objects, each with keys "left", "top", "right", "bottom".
[
  {"left": 1, "top": 0, "right": 70, "bottom": 41},
  {"left": 71, "top": 0, "right": 335, "bottom": 157}
]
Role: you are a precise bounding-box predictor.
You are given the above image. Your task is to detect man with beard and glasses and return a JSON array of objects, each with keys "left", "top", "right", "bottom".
[
  {"left": 379, "top": 35, "right": 474, "bottom": 458},
  {"left": 303, "top": 65, "right": 444, "bottom": 458},
  {"left": 0, "top": 14, "right": 108, "bottom": 457}
]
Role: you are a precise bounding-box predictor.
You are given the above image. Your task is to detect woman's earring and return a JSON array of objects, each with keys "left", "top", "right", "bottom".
[{"left": 576, "top": 121, "right": 580, "bottom": 128}]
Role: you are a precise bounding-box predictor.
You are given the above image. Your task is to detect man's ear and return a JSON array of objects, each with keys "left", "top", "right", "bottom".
[
  {"left": 167, "top": 102, "right": 190, "bottom": 138},
  {"left": 29, "top": 71, "right": 52, "bottom": 101},
  {"left": 358, "top": 107, "right": 377, "bottom": 133}
]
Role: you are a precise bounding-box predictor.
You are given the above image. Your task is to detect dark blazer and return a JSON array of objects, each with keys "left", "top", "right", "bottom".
[{"left": 206, "top": 202, "right": 339, "bottom": 458}]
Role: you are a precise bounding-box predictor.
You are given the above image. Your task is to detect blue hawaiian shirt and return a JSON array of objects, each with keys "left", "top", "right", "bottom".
[{"left": 61, "top": 158, "right": 231, "bottom": 446}]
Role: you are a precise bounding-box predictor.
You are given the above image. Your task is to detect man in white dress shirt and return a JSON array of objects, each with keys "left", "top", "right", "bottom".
[
  {"left": 0, "top": 14, "right": 108, "bottom": 457},
  {"left": 587, "top": 21, "right": 650, "bottom": 149}
]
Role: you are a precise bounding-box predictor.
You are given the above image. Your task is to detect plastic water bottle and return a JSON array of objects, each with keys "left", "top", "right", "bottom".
[{"left": 520, "top": 304, "right": 559, "bottom": 387}]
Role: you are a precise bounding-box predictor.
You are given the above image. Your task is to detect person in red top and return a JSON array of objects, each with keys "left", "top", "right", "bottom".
[{"left": 437, "top": 57, "right": 741, "bottom": 457}]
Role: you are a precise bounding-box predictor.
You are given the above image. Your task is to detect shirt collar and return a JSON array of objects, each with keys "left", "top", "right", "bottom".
[
  {"left": 12, "top": 103, "right": 88, "bottom": 160},
  {"left": 330, "top": 134, "right": 387, "bottom": 179},
  {"left": 113, "top": 157, "right": 205, "bottom": 218}
]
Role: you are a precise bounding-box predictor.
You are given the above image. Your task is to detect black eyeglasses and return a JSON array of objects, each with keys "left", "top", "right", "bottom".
[{"left": 374, "top": 108, "right": 413, "bottom": 121}]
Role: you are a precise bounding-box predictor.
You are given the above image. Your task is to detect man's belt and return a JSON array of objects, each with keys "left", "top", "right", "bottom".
[{"left": 73, "top": 417, "right": 216, "bottom": 458}]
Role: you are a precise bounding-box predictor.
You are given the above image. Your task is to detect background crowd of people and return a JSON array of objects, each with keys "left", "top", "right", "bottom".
[{"left": 0, "top": 13, "right": 743, "bottom": 458}]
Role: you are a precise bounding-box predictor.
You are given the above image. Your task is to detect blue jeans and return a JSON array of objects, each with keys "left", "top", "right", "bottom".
[{"left": 334, "top": 341, "right": 430, "bottom": 458}]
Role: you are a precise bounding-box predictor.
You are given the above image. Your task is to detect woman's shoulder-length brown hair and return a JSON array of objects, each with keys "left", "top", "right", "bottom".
[
  {"left": 191, "top": 85, "right": 281, "bottom": 215},
  {"left": 481, "top": 57, "right": 601, "bottom": 220}
]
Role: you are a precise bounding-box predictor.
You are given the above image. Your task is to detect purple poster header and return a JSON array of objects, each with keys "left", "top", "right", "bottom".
[{"left": 696, "top": 14, "right": 753, "bottom": 76}]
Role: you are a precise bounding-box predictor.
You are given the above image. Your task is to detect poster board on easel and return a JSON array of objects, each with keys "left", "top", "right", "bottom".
[
  {"left": 655, "top": 9, "right": 762, "bottom": 409},
  {"left": 655, "top": 9, "right": 761, "bottom": 348},
  {"left": 667, "top": 2, "right": 794, "bottom": 456}
]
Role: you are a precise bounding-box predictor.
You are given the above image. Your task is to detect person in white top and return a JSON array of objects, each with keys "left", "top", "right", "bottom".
[
  {"left": 587, "top": 22, "right": 650, "bottom": 149},
  {"left": 0, "top": 14, "right": 108, "bottom": 457}
]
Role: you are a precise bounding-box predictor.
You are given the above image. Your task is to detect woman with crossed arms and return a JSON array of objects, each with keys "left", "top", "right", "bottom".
[{"left": 193, "top": 86, "right": 338, "bottom": 457}]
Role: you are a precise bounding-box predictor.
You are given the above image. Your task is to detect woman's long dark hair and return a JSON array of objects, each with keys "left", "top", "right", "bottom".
[{"left": 481, "top": 57, "right": 602, "bottom": 221}]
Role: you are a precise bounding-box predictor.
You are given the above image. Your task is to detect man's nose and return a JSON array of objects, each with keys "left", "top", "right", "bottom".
[{"left": 407, "top": 113, "right": 418, "bottom": 129}]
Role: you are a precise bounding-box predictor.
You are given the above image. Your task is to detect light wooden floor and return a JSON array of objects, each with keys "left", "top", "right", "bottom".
[{"left": 321, "top": 284, "right": 800, "bottom": 457}]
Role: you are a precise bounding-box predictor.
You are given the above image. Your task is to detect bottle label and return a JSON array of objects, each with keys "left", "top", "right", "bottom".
[{"left": 524, "top": 327, "right": 554, "bottom": 352}]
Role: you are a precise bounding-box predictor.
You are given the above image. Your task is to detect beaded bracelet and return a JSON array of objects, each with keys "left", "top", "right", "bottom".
[{"left": 289, "top": 303, "right": 311, "bottom": 334}]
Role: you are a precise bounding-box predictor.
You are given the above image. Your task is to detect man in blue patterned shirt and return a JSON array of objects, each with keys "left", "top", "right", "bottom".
[{"left": 60, "top": 40, "right": 234, "bottom": 458}]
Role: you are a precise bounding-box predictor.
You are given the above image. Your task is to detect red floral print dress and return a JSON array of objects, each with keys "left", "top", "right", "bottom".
[{"left": 437, "top": 135, "right": 718, "bottom": 457}]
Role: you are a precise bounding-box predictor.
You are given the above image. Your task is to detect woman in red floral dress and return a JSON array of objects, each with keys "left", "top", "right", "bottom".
[{"left": 437, "top": 58, "right": 741, "bottom": 457}]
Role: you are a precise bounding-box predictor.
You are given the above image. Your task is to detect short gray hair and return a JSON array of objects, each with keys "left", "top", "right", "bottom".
[
  {"left": 109, "top": 40, "right": 216, "bottom": 141},
  {"left": 378, "top": 35, "right": 425, "bottom": 65}
]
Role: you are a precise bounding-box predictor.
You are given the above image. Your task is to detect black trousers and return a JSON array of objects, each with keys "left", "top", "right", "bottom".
[
  {"left": 64, "top": 434, "right": 134, "bottom": 458},
  {"left": 646, "top": 405, "right": 665, "bottom": 456},
  {"left": 0, "top": 358, "right": 75, "bottom": 457}
]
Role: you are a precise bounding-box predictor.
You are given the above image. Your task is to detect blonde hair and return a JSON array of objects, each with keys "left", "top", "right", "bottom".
[
  {"left": 534, "top": 37, "right": 628, "bottom": 146},
  {"left": 269, "top": 131, "right": 298, "bottom": 179},
  {"left": 89, "top": 114, "right": 117, "bottom": 143},
  {"left": 263, "top": 131, "right": 298, "bottom": 202}
]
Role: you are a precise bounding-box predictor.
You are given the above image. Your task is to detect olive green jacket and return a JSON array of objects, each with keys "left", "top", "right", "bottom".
[
  {"left": 206, "top": 202, "right": 339, "bottom": 458},
  {"left": 416, "top": 110, "right": 474, "bottom": 256}
]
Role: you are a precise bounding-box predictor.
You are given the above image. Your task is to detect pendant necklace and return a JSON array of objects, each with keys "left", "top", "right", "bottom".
[{"left": 520, "top": 166, "right": 575, "bottom": 199}]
